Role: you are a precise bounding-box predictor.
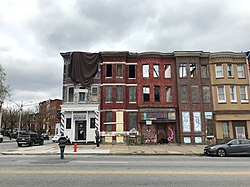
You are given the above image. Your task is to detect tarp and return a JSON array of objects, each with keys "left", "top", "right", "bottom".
[{"left": 69, "top": 52, "right": 100, "bottom": 87}]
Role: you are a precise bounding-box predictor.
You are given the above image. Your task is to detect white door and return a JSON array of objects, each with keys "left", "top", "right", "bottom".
[{"left": 235, "top": 126, "right": 246, "bottom": 139}]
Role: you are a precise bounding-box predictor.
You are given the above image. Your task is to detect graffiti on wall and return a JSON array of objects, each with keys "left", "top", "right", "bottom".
[
  {"left": 168, "top": 125, "right": 174, "bottom": 142},
  {"left": 141, "top": 125, "right": 156, "bottom": 144}
]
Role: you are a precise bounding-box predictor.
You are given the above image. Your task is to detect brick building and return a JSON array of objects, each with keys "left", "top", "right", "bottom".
[
  {"left": 174, "top": 51, "right": 214, "bottom": 144},
  {"left": 39, "top": 99, "right": 62, "bottom": 134},
  {"left": 137, "top": 52, "right": 177, "bottom": 144}
]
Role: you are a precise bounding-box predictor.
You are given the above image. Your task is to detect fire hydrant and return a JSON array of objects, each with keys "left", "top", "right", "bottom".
[{"left": 73, "top": 143, "right": 78, "bottom": 152}]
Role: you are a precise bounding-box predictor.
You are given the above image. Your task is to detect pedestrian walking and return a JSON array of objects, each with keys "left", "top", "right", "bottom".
[
  {"left": 95, "top": 127, "right": 100, "bottom": 148},
  {"left": 58, "top": 133, "right": 67, "bottom": 159}
]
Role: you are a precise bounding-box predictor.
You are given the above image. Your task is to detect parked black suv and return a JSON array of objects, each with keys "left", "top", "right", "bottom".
[{"left": 16, "top": 131, "right": 44, "bottom": 147}]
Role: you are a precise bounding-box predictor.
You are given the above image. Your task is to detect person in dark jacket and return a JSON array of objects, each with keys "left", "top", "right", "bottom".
[
  {"left": 95, "top": 127, "right": 100, "bottom": 148},
  {"left": 58, "top": 133, "right": 67, "bottom": 159}
]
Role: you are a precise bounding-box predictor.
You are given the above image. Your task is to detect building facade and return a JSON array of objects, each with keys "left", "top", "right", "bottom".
[
  {"left": 137, "top": 52, "right": 177, "bottom": 144},
  {"left": 60, "top": 52, "right": 100, "bottom": 143},
  {"left": 210, "top": 52, "right": 250, "bottom": 143},
  {"left": 100, "top": 52, "right": 138, "bottom": 143},
  {"left": 174, "top": 51, "right": 214, "bottom": 144},
  {"left": 39, "top": 99, "right": 62, "bottom": 134}
]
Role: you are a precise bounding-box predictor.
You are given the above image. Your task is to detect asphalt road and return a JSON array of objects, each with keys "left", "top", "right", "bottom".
[{"left": 0, "top": 155, "right": 250, "bottom": 187}]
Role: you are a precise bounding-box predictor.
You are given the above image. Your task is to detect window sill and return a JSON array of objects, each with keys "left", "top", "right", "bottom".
[{"left": 218, "top": 101, "right": 227, "bottom": 104}]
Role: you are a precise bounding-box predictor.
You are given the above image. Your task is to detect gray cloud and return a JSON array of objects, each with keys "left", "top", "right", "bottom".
[{"left": 1, "top": 0, "right": 250, "bottom": 108}]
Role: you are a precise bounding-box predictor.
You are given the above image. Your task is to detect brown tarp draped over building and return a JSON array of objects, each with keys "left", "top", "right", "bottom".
[{"left": 69, "top": 52, "right": 100, "bottom": 87}]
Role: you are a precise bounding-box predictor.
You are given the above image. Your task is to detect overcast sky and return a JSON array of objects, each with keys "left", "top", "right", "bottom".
[{"left": 1, "top": 0, "right": 249, "bottom": 109}]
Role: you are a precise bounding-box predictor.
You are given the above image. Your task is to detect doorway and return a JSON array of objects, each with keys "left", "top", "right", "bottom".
[{"left": 75, "top": 121, "right": 86, "bottom": 140}]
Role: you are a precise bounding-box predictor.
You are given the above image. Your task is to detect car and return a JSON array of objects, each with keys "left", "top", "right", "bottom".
[
  {"left": 204, "top": 139, "right": 250, "bottom": 157},
  {"left": 0, "top": 134, "right": 3, "bottom": 143},
  {"left": 16, "top": 131, "right": 44, "bottom": 147},
  {"left": 41, "top": 133, "right": 49, "bottom": 140},
  {"left": 52, "top": 135, "right": 61, "bottom": 142}
]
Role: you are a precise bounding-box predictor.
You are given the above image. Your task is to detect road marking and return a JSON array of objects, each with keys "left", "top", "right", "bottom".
[
  {"left": 1, "top": 171, "right": 250, "bottom": 175},
  {"left": 75, "top": 161, "right": 128, "bottom": 164}
]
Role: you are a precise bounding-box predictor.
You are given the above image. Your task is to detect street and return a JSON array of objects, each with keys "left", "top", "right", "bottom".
[{"left": 0, "top": 154, "right": 250, "bottom": 187}]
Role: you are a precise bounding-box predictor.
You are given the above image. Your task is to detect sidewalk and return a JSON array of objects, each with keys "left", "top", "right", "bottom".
[{"left": 1, "top": 140, "right": 206, "bottom": 156}]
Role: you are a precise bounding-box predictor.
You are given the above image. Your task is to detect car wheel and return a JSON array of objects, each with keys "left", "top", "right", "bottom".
[
  {"left": 0, "top": 139, "right": 3, "bottom": 143},
  {"left": 217, "top": 148, "right": 226, "bottom": 157},
  {"left": 40, "top": 141, "right": 44, "bottom": 145},
  {"left": 18, "top": 143, "right": 22, "bottom": 147}
]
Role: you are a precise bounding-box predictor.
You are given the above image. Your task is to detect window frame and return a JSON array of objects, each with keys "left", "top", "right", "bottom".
[
  {"left": 164, "top": 64, "right": 171, "bottom": 78},
  {"left": 189, "top": 63, "right": 197, "bottom": 78},
  {"left": 105, "top": 86, "right": 113, "bottom": 103},
  {"left": 68, "top": 87, "right": 74, "bottom": 102},
  {"left": 166, "top": 86, "right": 172, "bottom": 102},
  {"left": 217, "top": 85, "right": 226, "bottom": 103},
  {"left": 154, "top": 86, "right": 160, "bottom": 102},
  {"left": 153, "top": 64, "right": 160, "bottom": 78},
  {"left": 237, "top": 64, "right": 245, "bottom": 79},
  {"left": 128, "top": 86, "right": 136, "bottom": 103},
  {"left": 229, "top": 85, "right": 237, "bottom": 103},
  {"left": 142, "top": 64, "right": 150, "bottom": 78},
  {"left": 227, "top": 64, "right": 234, "bottom": 78},
  {"left": 240, "top": 86, "right": 248, "bottom": 103},
  {"left": 215, "top": 64, "right": 224, "bottom": 78},
  {"left": 116, "top": 85, "right": 124, "bottom": 103},
  {"left": 106, "top": 64, "right": 113, "bottom": 78},
  {"left": 116, "top": 64, "right": 123, "bottom": 78},
  {"left": 179, "top": 64, "right": 187, "bottom": 78},
  {"left": 143, "top": 86, "right": 150, "bottom": 102},
  {"left": 128, "top": 65, "right": 136, "bottom": 79}
]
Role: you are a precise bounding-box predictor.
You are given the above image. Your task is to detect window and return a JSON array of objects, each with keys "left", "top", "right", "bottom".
[
  {"left": 166, "top": 86, "right": 172, "bottom": 102},
  {"left": 240, "top": 86, "right": 248, "bottom": 102},
  {"left": 201, "top": 65, "right": 209, "bottom": 78},
  {"left": 182, "top": 112, "right": 190, "bottom": 132},
  {"left": 222, "top": 122, "right": 229, "bottom": 138},
  {"left": 128, "top": 112, "right": 137, "bottom": 130},
  {"left": 129, "top": 86, "right": 136, "bottom": 102},
  {"left": 190, "top": 64, "right": 197, "bottom": 78},
  {"left": 116, "top": 85, "right": 124, "bottom": 102},
  {"left": 237, "top": 64, "right": 245, "bottom": 78},
  {"left": 105, "top": 86, "right": 112, "bottom": 102},
  {"left": 217, "top": 86, "right": 226, "bottom": 102},
  {"left": 79, "top": 92, "right": 86, "bottom": 102},
  {"left": 191, "top": 86, "right": 200, "bottom": 103},
  {"left": 227, "top": 64, "right": 234, "bottom": 78},
  {"left": 153, "top": 64, "right": 160, "bottom": 78},
  {"left": 179, "top": 64, "right": 187, "bottom": 78},
  {"left": 180, "top": 85, "right": 188, "bottom": 102},
  {"left": 66, "top": 118, "right": 71, "bottom": 129},
  {"left": 105, "top": 112, "right": 112, "bottom": 131},
  {"left": 230, "top": 85, "right": 237, "bottom": 102},
  {"left": 128, "top": 65, "right": 136, "bottom": 78},
  {"left": 193, "top": 112, "right": 201, "bottom": 132},
  {"left": 68, "top": 87, "right": 74, "bottom": 102},
  {"left": 203, "top": 86, "right": 211, "bottom": 103},
  {"left": 90, "top": 118, "right": 95, "bottom": 128},
  {"left": 154, "top": 86, "right": 160, "bottom": 102},
  {"left": 106, "top": 64, "right": 112, "bottom": 77},
  {"left": 116, "top": 64, "right": 123, "bottom": 77},
  {"left": 215, "top": 64, "right": 224, "bottom": 78},
  {"left": 164, "top": 65, "right": 171, "bottom": 78},
  {"left": 91, "top": 86, "right": 98, "bottom": 95},
  {"left": 142, "top": 64, "right": 149, "bottom": 78},
  {"left": 143, "top": 86, "right": 150, "bottom": 102}
]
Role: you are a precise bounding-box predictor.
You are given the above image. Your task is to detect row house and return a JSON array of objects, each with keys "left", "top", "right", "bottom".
[
  {"left": 60, "top": 50, "right": 250, "bottom": 144},
  {"left": 60, "top": 52, "right": 100, "bottom": 143},
  {"left": 174, "top": 51, "right": 214, "bottom": 144},
  {"left": 137, "top": 52, "right": 177, "bottom": 144},
  {"left": 210, "top": 52, "right": 250, "bottom": 143},
  {"left": 100, "top": 51, "right": 138, "bottom": 143}
]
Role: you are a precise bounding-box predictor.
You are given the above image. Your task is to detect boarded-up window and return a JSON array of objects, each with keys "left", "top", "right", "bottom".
[
  {"left": 166, "top": 86, "right": 172, "bottom": 102},
  {"left": 143, "top": 86, "right": 150, "bottom": 102},
  {"left": 190, "top": 64, "right": 197, "bottom": 78},
  {"left": 128, "top": 112, "right": 137, "bottom": 130},
  {"left": 105, "top": 111, "right": 112, "bottom": 131},
  {"left": 180, "top": 85, "right": 188, "bottom": 102},
  {"left": 201, "top": 65, "right": 209, "bottom": 78},
  {"left": 129, "top": 86, "right": 136, "bottom": 102},
  {"left": 128, "top": 65, "right": 136, "bottom": 78},
  {"left": 164, "top": 65, "right": 171, "bottom": 78},
  {"left": 105, "top": 86, "right": 112, "bottom": 102},
  {"left": 191, "top": 86, "right": 200, "bottom": 103},
  {"left": 106, "top": 64, "right": 112, "bottom": 77},
  {"left": 153, "top": 64, "right": 159, "bottom": 78},
  {"left": 203, "top": 86, "right": 211, "bottom": 103},
  {"left": 68, "top": 87, "right": 74, "bottom": 102},
  {"left": 143, "top": 64, "right": 149, "bottom": 78},
  {"left": 179, "top": 64, "right": 187, "bottom": 78},
  {"left": 116, "top": 64, "right": 123, "bottom": 77},
  {"left": 154, "top": 86, "right": 160, "bottom": 102},
  {"left": 116, "top": 85, "right": 124, "bottom": 102}
]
